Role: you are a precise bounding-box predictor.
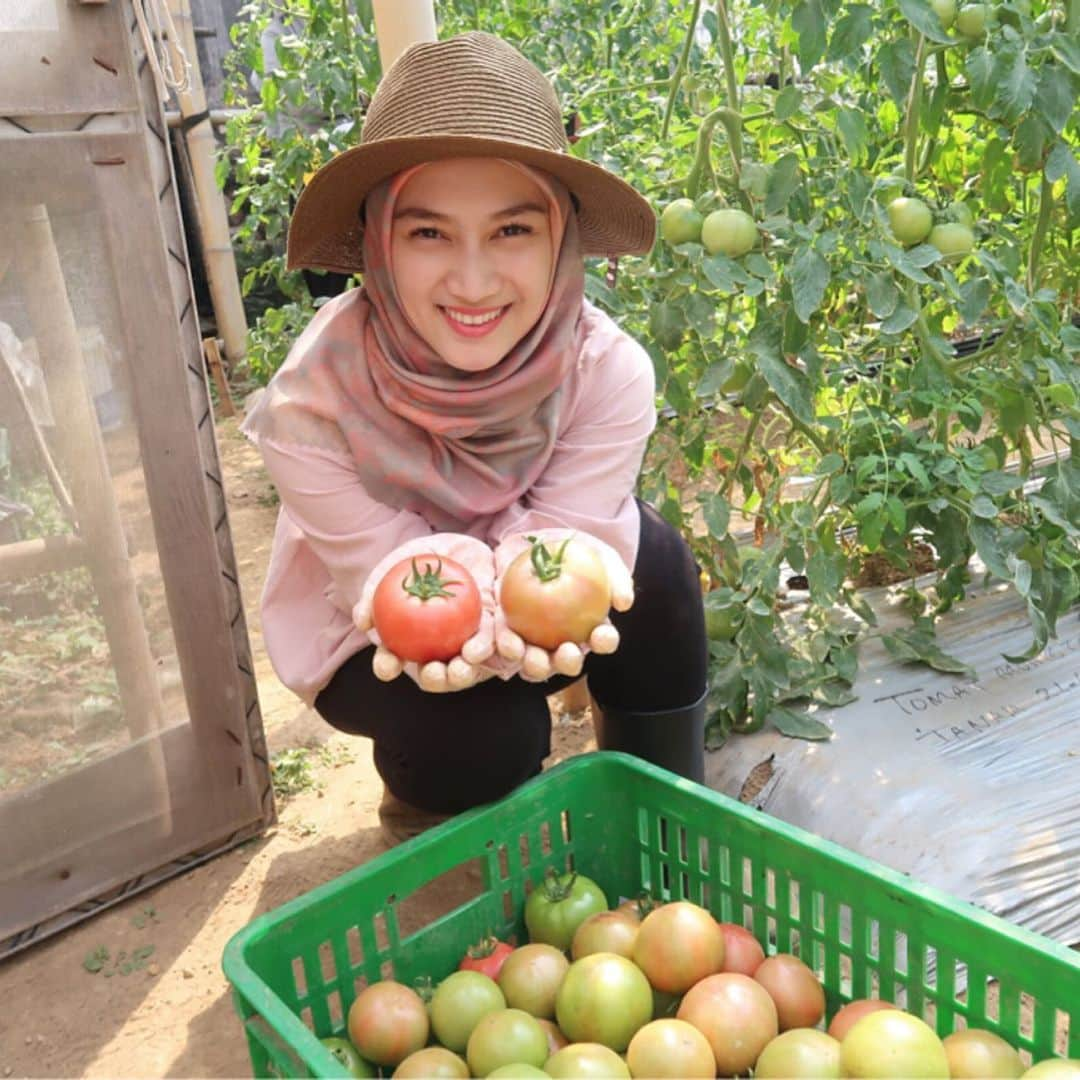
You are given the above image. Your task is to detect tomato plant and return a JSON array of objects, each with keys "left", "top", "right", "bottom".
[
  {"left": 523, "top": 868, "right": 608, "bottom": 950},
  {"left": 500, "top": 536, "right": 611, "bottom": 649},
  {"left": 372, "top": 555, "right": 482, "bottom": 663}
]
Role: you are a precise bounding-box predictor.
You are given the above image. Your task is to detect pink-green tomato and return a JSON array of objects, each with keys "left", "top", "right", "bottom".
[
  {"left": 465, "top": 1009, "right": 548, "bottom": 1078},
  {"left": 701, "top": 208, "right": 758, "bottom": 258},
  {"left": 755, "top": 1029, "right": 844, "bottom": 1079},
  {"left": 392, "top": 1047, "right": 470, "bottom": 1079},
  {"left": 430, "top": 970, "right": 506, "bottom": 1053},
  {"left": 555, "top": 953, "right": 654, "bottom": 1052},
  {"left": 544, "top": 1043, "right": 631, "bottom": 1079},
  {"left": 1021, "top": 1061, "right": 1080, "bottom": 1079},
  {"left": 840, "top": 1010, "right": 949, "bottom": 1078},
  {"left": 943, "top": 1029, "right": 1024, "bottom": 1078}
]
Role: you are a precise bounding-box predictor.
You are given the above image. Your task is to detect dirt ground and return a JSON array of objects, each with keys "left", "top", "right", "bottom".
[{"left": 0, "top": 415, "right": 597, "bottom": 1079}]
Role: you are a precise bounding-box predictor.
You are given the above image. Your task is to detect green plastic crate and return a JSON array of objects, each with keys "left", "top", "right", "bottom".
[{"left": 223, "top": 752, "right": 1080, "bottom": 1078}]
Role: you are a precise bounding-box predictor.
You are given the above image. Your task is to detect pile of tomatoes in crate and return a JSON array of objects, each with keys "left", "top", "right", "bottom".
[{"left": 319, "top": 869, "right": 1078, "bottom": 1079}]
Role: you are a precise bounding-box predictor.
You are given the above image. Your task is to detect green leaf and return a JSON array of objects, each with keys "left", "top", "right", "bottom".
[
  {"left": 700, "top": 492, "right": 731, "bottom": 539},
  {"left": 790, "top": 247, "right": 831, "bottom": 323},
  {"left": 1035, "top": 65, "right": 1076, "bottom": 134},
  {"left": 882, "top": 628, "right": 974, "bottom": 677},
  {"left": 993, "top": 43, "right": 1037, "bottom": 122},
  {"left": 979, "top": 470, "right": 1025, "bottom": 496},
  {"left": 747, "top": 319, "right": 815, "bottom": 424},
  {"left": 836, "top": 107, "right": 868, "bottom": 162},
  {"left": 1013, "top": 115, "right": 1049, "bottom": 172},
  {"left": 897, "top": 0, "right": 954, "bottom": 42},
  {"left": 899, "top": 452, "right": 931, "bottom": 489},
  {"left": 860, "top": 511, "right": 886, "bottom": 551},
  {"left": 765, "top": 154, "right": 802, "bottom": 215},
  {"left": 881, "top": 303, "right": 919, "bottom": 334},
  {"left": 970, "top": 494, "right": 999, "bottom": 518},
  {"left": 775, "top": 85, "right": 802, "bottom": 122},
  {"left": 966, "top": 46, "right": 996, "bottom": 110},
  {"left": 1046, "top": 143, "right": 1080, "bottom": 218},
  {"left": 828, "top": 5, "right": 874, "bottom": 62},
  {"left": 969, "top": 519, "right": 1012, "bottom": 579},
  {"left": 959, "top": 276, "right": 991, "bottom": 325},
  {"left": 807, "top": 545, "right": 843, "bottom": 604},
  {"left": 866, "top": 273, "right": 900, "bottom": 319},
  {"left": 650, "top": 302, "right": 684, "bottom": 351},
  {"left": 698, "top": 359, "right": 735, "bottom": 396},
  {"left": 878, "top": 39, "right": 916, "bottom": 107},
  {"left": 812, "top": 680, "right": 859, "bottom": 708},
  {"left": 1051, "top": 33, "right": 1080, "bottom": 75},
  {"left": 768, "top": 706, "right": 833, "bottom": 741},
  {"left": 817, "top": 452, "right": 845, "bottom": 476},
  {"left": 791, "top": 0, "right": 828, "bottom": 68}
]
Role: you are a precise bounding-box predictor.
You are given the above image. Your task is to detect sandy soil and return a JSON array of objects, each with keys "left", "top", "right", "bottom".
[{"left": 0, "top": 415, "right": 597, "bottom": 1079}]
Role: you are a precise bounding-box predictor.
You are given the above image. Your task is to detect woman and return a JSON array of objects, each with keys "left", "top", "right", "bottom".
[{"left": 243, "top": 31, "right": 708, "bottom": 843}]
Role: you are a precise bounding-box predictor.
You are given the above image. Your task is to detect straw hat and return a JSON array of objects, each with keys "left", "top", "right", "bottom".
[{"left": 286, "top": 31, "right": 656, "bottom": 274}]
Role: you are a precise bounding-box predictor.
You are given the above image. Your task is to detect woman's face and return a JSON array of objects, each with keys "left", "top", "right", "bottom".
[{"left": 389, "top": 158, "right": 556, "bottom": 373}]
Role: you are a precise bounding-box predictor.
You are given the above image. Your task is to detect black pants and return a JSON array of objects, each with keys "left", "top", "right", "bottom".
[{"left": 314, "top": 501, "right": 707, "bottom": 813}]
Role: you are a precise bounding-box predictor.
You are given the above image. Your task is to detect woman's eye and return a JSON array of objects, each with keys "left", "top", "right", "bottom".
[
  {"left": 499, "top": 223, "right": 532, "bottom": 238},
  {"left": 409, "top": 226, "right": 443, "bottom": 240}
]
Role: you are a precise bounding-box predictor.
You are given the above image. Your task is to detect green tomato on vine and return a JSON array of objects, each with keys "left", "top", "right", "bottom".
[
  {"left": 701, "top": 208, "right": 758, "bottom": 258},
  {"left": 660, "top": 199, "right": 704, "bottom": 246},
  {"left": 928, "top": 222, "right": 976, "bottom": 259},
  {"left": 930, "top": 0, "right": 958, "bottom": 29},
  {"left": 955, "top": 3, "right": 989, "bottom": 37},
  {"left": 887, "top": 197, "right": 934, "bottom": 246}
]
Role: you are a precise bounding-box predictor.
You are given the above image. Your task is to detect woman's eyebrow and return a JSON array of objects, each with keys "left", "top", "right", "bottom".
[
  {"left": 393, "top": 202, "right": 548, "bottom": 221},
  {"left": 492, "top": 202, "right": 547, "bottom": 218}
]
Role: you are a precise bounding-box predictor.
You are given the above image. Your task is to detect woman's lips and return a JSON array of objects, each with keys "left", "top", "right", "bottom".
[{"left": 440, "top": 305, "right": 509, "bottom": 338}]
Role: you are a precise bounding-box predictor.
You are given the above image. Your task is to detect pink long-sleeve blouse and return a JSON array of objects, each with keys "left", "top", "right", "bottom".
[{"left": 248, "top": 298, "right": 656, "bottom": 705}]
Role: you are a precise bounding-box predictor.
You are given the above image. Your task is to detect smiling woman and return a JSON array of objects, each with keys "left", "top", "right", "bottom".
[
  {"left": 240, "top": 31, "right": 710, "bottom": 841},
  {"left": 388, "top": 159, "right": 556, "bottom": 373}
]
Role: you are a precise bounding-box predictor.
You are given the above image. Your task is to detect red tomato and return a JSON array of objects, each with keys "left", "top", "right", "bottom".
[
  {"left": 633, "top": 901, "right": 726, "bottom": 993},
  {"left": 500, "top": 536, "right": 612, "bottom": 649},
  {"left": 459, "top": 936, "right": 514, "bottom": 980},
  {"left": 346, "top": 981, "right": 430, "bottom": 1067},
  {"left": 753, "top": 953, "right": 826, "bottom": 1031},
  {"left": 571, "top": 911, "right": 639, "bottom": 960},
  {"left": 677, "top": 972, "right": 778, "bottom": 1075},
  {"left": 372, "top": 554, "right": 481, "bottom": 663},
  {"left": 717, "top": 922, "right": 766, "bottom": 976}
]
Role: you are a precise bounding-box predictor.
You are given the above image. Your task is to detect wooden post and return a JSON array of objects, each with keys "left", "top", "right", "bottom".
[
  {"left": 10, "top": 204, "right": 165, "bottom": 739},
  {"left": 202, "top": 336, "right": 235, "bottom": 417}
]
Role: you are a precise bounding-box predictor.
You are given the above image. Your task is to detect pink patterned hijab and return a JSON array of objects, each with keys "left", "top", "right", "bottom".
[{"left": 243, "top": 161, "right": 585, "bottom": 530}]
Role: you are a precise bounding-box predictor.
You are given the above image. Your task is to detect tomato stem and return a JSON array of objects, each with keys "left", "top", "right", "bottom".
[
  {"left": 660, "top": 0, "right": 702, "bottom": 140},
  {"left": 903, "top": 35, "right": 926, "bottom": 184},
  {"left": 1026, "top": 173, "right": 1054, "bottom": 295},
  {"left": 526, "top": 535, "right": 572, "bottom": 583},
  {"left": 400, "top": 557, "right": 460, "bottom": 601},
  {"left": 541, "top": 866, "right": 576, "bottom": 901}
]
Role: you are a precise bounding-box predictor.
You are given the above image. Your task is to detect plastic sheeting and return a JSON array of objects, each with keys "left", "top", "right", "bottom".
[{"left": 706, "top": 579, "right": 1080, "bottom": 948}]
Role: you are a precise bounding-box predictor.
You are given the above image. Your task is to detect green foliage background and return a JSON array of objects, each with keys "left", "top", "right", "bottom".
[{"left": 221, "top": 0, "right": 1079, "bottom": 739}]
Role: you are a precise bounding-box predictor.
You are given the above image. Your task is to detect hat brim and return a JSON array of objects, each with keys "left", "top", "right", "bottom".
[{"left": 286, "top": 135, "right": 657, "bottom": 275}]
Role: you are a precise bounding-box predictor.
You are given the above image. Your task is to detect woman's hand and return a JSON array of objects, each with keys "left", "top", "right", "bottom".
[
  {"left": 492, "top": 529, "right": 634, "bottom": 683},
  {"left": 353, "top": 534, "right": 497, "bottom": 692}
]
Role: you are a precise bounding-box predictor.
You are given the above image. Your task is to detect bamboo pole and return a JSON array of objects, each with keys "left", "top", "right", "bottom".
[
  {"left": 0, "top": 535, "right": 87, "bottom": 583},
  {"left": 11, "top": 205, "right": 166, "bottom": 740},
  {"left": 163, "top": 0, "right": 248, "bottom": 369},
  {"left": 371, "top": 0, "right": 437, "bottom": 71}
]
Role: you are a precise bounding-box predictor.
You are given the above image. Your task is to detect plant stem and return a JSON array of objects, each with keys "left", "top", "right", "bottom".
[
  {"left": 903, "top": 35, "right": 927, "bottom": 183},
  {"left": 1026, "top": 173, "right": 1055, "bottom": 294},
  {"left": 661, "top": 0, "right": 703, "bottom": 139},
  {"left": 341, "top": 0, "right": 359, "bottom": 121},
  {"left": 721, "top": 407, "right": 764, "bottom": 498},
  {"left": 687, "top": 106, "right": 742, "bottom": 196},
  {"left": 714, "top": 0, "right": 744, "bottom": 171}
]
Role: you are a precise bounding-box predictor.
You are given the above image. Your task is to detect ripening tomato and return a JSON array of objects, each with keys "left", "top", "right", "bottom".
[
  {"left": 944, "top": 1029, "right": 1025, "bottom": 1078},
  {"left": 500, "top": 536, "right": 612, "bottom": 650},
  {"left": 523, "top": 869, "right": 608, "bottom": 951},
  {"left": 430, "top": 970, "right": 506, "bottom": 1053},
  {"left": 753, "top": 953, "right": 826, "bottom": 1031},
  {"left": 827, "top": 998, "right": 899, "bottom": 1041},
  {"left": 633, "top": 901, "right": 726, "bottom": 993},
  {"left": 392, "top": 1046, "right": 470, "bottom": 1079},
  {"left": 372, "top": 555, "right": 482, "bottom": 663},
  {"left": 460, "top": 936, "right": 514, "bottom": 980},
  {"left": 660, "top": 199, "right": 704, "bottom": 246},
  {"left": 555, "top": 953, "right": 654, "bottom": 1051},
  {"left": 677, "top": 972, "right": 779, "bottom": 1075},
  {"left": 755, "top": 1029, "right": 843, "bottom": 1079},
  {"left": 717, "top": 922, "right": 766, "bottom": 976},
  {"left": 465, "top": 1008, "right": 549, "bottom": 1078},
  {"left": 626, "top": 1019, "right": 716, "bottom": 1079},
  {"left": 544, "top": 1043, "right": 631, "bottom": 1079},
  {"left": 701, "top": 208, "right": 758, "bottom": 258},
  {"left": 534, "top": 1018, "right": 569, "bottom": 1057},
  {"left": 928, "top": 222, "right": 975, "bottom": 259},
  {"left": 346, "top": 981, "right": 430, "bottom": 1067},
  {"left": 840, "top": 1010, "right": 949, "bottom": 1079},
  {"left": 497, "top": 943, "right": 569, "bottom": 1019},
  {"left": 571, "top": 910, "right": 639, "bottom": 960},
  {"left": 887, "top": 197, "right": 933, "bottom": 247}
]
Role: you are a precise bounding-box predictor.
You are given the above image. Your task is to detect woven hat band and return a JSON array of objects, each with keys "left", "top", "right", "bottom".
[{"left": 362, "top": 35, "right": 570, "bottom": 152}]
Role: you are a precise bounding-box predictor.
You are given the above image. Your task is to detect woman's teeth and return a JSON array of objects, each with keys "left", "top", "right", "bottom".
[{"left": 445, "top": 308, "right": 503, "bottom": 326}]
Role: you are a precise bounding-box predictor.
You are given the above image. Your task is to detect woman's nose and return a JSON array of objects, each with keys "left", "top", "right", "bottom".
[{"left": 445, "top": 244, "right": 499, "bottom": 301}]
